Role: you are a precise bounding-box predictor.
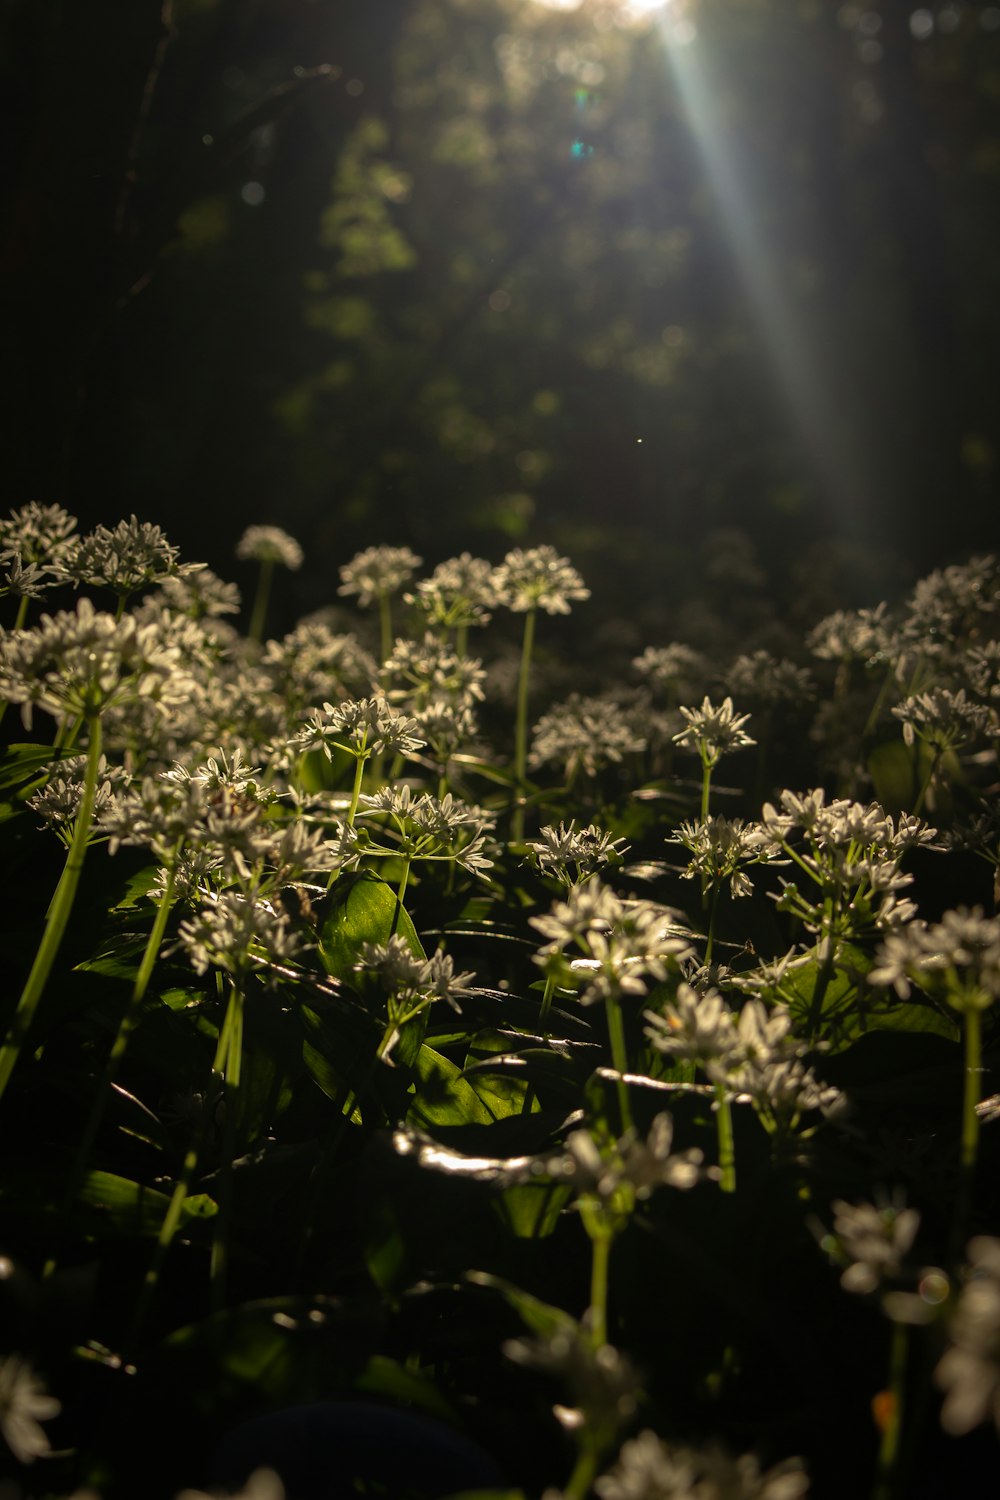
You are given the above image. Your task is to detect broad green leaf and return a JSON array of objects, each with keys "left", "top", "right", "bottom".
[
  {"left": 465, "top": 1271, "right": 577, "bottom": 1339},
  {"left": 319, "top": 871, "right": 426, "bottom": 980},
  {"left": 407, "top": 1046, "right": 495, "bottom": 1129},
  {"left": 779, "top": 944, "right": 958, "bottom": 1051},
  {"left": 77, "top": 1171, "right": 216, "bottom": 1235},
  {"left": 355, "top": 1354, "right": 458, "bottom": 1423},
  {"left": 0, "top": 742, "right": 66, "bottom": 794},
  {"left": 493, "top": 1180, "right": 571, "bottom": 1239}
]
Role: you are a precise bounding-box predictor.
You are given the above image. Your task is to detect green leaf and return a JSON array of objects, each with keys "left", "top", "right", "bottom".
[
  {"left": 355, "top": 1354, "right": 458, "bottom": 1424},
  {"left": 779, "top": 945, "right": 959, "bottom": 1051},
  {"left": 0, "top": 742, "right": 66, "bottom": 794},
  {"left": 77, "top": 1171, "right": 216, "bottom": 1235},
  {"left": 465, "top": 1271, "right": 578, "bottom": 1340},
  {"left": 407, "top": 1046, "right": 496, "bottom": 1129},
  {"left": 319, "top": 871, "right": 426, "bottom": 980},
  {"left": 493, "top": 1180, "right": 571, "bottom": 1239}
]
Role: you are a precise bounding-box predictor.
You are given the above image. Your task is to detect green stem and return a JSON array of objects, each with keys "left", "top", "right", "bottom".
[
  {"left": 950, "top": 1006, "right": 982, "bottom": 1261},
  {"left": 714, "top": 1081, "right": 736, "bottom": 1193},
  {"left": 211, "top": 980, "right": 245, "bottom": 1311},
  {"left": 587, "top": 1226, "right": 612, "bottom": 1349},
  {"left": 604, "top": 993, "right": 633, "bottom": 1134},
  {"left": 562, "top": 1446, "right": 600, "bottom": 1500},
  {"left": 346, "top": 752, "right": 367, "bottom": 828},
  {"left": 704, "top": 878, "right": 721, "bottom": 969},
  {"left": 700, "top": 756, "right": 713, "bottom": 823},
  {"left": 455, "top": 621, "right": 469, "bottom": 658},
  {"left": 871, "top": 1321, "right": 908, "bottom": 1500},
  {"left": 521, "top": 972, "right": 557, "bottom": 1116},
  {"left": 0, "top": 715, "right": 103, "bottom": 1105},
  {"left": 59, "top": 866, "right": 178, "bottom": 1220},
  {"left": 512, "top": 607, "right": 537, "bottom": 843},
  {"left": 912, "top": 746, "right": 940, "bottom": 817},
  {"left": 248, "top": 558, "right": 274, "bottom": 645}
]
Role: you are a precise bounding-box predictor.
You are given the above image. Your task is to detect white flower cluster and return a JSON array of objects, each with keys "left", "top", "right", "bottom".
[
  {"left": 937, "top": 1236, "right": 1000, "bottom": 1436},
  {"left": 406, "top": 551, "right": 497, "bottom": 630},
  {"left": 528, "top": 820, "right": 629, "bottom": 886},
  {"left": 293, "top": 696, "right": 425, "bottom": 761},
  {"left": 672, "top": 816, "right": 776, "bottom": 899},
  {"left": 870, "top": 906, "right": 1000, "bottom": 1013},
  {"left": 491, "top": 544, "right": 589, "bottom": 615},
  {"left": 590, "top": 1428, "right": 809, "bottom": 1500},
  {"left": 338, "top": 544, "right": 422, "bottom": 606},
  {"left": 532, "top": 878, "right": 693, "bottom": 1004},
  {"left": 673, "top": 696, "right": 755, "bottom": 767},
  {"left": 236, "top": 525, "right": 303, "bottom": 571},
  {"left": 530, "top": 693, "right": 645, "bottom": 779}
]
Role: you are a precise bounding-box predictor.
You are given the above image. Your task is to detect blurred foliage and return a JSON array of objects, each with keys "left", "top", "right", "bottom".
[{"left": 1, "top": 0, "right": 998, "bottom": 631}]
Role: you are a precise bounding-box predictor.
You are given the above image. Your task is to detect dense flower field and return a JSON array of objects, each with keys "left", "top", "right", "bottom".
[{"left": 0, "top": 506, "right": 998, "bottom": 1500}]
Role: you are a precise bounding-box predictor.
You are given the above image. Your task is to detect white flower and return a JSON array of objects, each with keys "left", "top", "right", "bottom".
[
  {"left": 937, "top": 1236, "right": 1000, "bottom": 1435},
  {"left": 292, "top": 696, "right": 424, "bottom": 760},
  {"left": 58, "top": 515, "right": 188, "bottom": 597},
  {"left": 263, "top": 622, "right": 375, "bottom": 707},
  {"left": 176, "top": 1470, "right": 285, "bottom": 1500},
  {"left": 178, "top": 891, "right": 306, "bottom": 976},
  {"left": 632, "top": 643, "right": 707, "bottom": 699},
  {"left": 0, "top": 501, "right": 78, "bottom": 570},
  {"left": 528, "top": 821, "right": 629, "bottom": 885},
  {"left": 869, "top": 907, "right": 1000, "bottom": 1012},
  {"left": 645, "top": 983, "right": 739, "bottom": 1068},
  {"left": 672, "top": 816, "right": 775, "bottom": 899},
  {"left": 0, "top": 1355, "right": 61, "bottom": 1463},
  {"left": 406, "top": 552, "right": 497, "bottom": 630},
  {"left": 236, "top": 525, "right": 303, "bottom": 570},
  {"left": 725, "top": 650, "right": 813, "bottom": 708},
  {"left": 338, "top": 545, "right": 422, "bottom": 606},
  {"left": 530, "top": 694, "right": 643, "bottom": 779},
  {"left": 491, "top": 545, "right": 589, "bottom": 615},
  {"left": 828, "top": 1197, "right": 921, "bottom": 1295},
  {"left": 593, "top": 1429, "right": 810, "bottom": 1500},
  {"left": 673, "top": 696, "right": 755, "bottom": 766}
]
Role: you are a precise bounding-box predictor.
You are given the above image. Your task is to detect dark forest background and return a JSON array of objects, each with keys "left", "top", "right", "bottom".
[{"left": 2, "top": 0, "right": 999, "bottom": 636}]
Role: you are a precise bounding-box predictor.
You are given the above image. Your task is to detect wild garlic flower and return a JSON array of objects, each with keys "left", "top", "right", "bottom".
[
  {"left": 357, "top": 934, "right": 476, "bottom": 1014},
  {"left": 717, "top": 1001, "right": 844, "bottom": 1129},
  {"left": 505, "top": 1330, "right": 638, "bottom": 1433},
  {"left": 761, "top": 788, "right": 937, "bottom": 860},
  {"left": 0, "top": 501, "right": 78, "bottom": 570},
  {"left": 156, "top": 568, "right": 242, "bottom": 619},
  {"left": 937, "top": 1236, "right": 1000, "bottom": 1435},
  {"left": 530, "top": 694, "right": 644, "bottom": 779},
  {"left": 1, "top": 552, "right": 49, "bottom": 600},
  {"left": 807, "top": 603, "right": 891, "bottom": 664},
  {"left": 338, "top": 545, "right": 422, "bottom": 606},
  {"left": 356, "top": 786, "right": 496, "bottom": 876},
  {"left": 633, "top": 643, "right": 707, "bottom": 700},
  {"left": 178, "top": 891, "right": 306, "bottom": 977},
  {"left": 292, "top": 697, "right": 424, "bottom": 761},
  {"left": 824, "top": 1196, "right": 921, "bottom": 1296},
  {"left": 263, "top": 623, "right": 376, "bottom": 708},
  {"left": 30, "top": 755, "right": 131, "bottom": 846},
  {"left": 528, "top": 821, "right": 629, "bottom": 886},
  {"left": 869, "top": 907, "right": 1000, "bottom": 1012},
  {"left": 236, "top": 525, "right": 303, "bottom": 571},
  {"left": 725, "top": 650, "right": 814, "bottom": 708},
  {"left": 491, "top": 545, "right": 589, "bottom": 615},
  {"left": 412, "top": 699, "right": 479, "bottom": 762},
  {"left": 904, "top": 555, "right": 999, "bottom": 640},
  {"left": 534, "top": 1114, "right": 703, "bottom": 1202},
  {"left": 57, "top": 516, "right": 189, "bottom": 598},
  {"left": 591, "top": 1429, "right": 810, "bottom": 1500},
  {"left": 380, "top": 634, "right": 485, "bottom": 708},
  {"left": 176, "top": 1471, "right": 285, "bottom": 1500},
  {"left": 406, "top": 552, "right": 497, "bottom": 630},
  {"left": 0, "top": 598, "right": 188, "bottom": 727},
  {"left": 98, "top": 773, "right": 208, "bottom": 860},
  {"left": 165, "top": 747, "right": 272, "bottom": 803},
  {"left": 532, "top": 878, "right": 693, "bottom": 1003},
  {"left": 0, "top": 1354, "right": 61, "bottom": 1464},
  {"left": 892, "top": 687, "right": 993, "bottom": 752},
  {"left": 672, "top": 816, "right": 776, "bottom": 899},
  {"left": 673, "top": 696, "right": 755, "bottom": 768},
  {"left": 645, "top": 983, "right": 739, "bottom": 1070}
]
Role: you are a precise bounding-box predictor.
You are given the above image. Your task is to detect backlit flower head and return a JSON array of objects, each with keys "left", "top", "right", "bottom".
[
  {"left": 528, "top": 821, "right": 629, "bottom": 886},
  {"left": 491, "top": 545, "right": 589, "bottom": 615},
  {"left": 236, "top": 525, "right": 303, "bottom": 571},
  {"left": 673, "top": 696, "right": 755, "bottom": 767},
  {"left": 58, "top": 516, "right": 188, "bottom": 598},
  {"left": 937, "top": 1236, "right": 1000, "bottom": 1436},
  {"left": 0, "top": 1354, "right": 61, "bottom": 1464},
  {"left": 338, "top": 545, "right": 422, "bottom": 606},
  {"left": 406, "top": 552, "right": 497, "bottom": 630}
]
